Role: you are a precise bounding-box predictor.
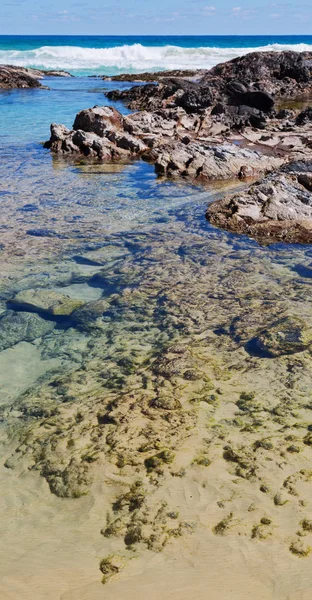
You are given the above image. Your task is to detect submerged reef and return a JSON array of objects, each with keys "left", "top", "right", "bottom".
[{"left": 3, "top": 223, "right": 312, "bottom": 580}]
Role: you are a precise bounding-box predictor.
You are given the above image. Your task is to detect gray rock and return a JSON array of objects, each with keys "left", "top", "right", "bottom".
[
  {"left": 45, "top": 105, "right": 282, "bottom": 182},
  {"left": 206, "top": 165, "right": 312, "bottom": 243}
]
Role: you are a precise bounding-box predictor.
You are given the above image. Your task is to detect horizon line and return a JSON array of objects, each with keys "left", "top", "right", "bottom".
[{"left": 1, "top": 33, "right": 312, "bottom": 37}]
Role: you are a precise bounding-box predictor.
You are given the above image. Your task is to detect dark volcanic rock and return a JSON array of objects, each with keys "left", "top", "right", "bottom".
[
  {"left": 0, "top": 65, "right": 73, "bottom": 90},
  {"left": 107, "top": 51, "right": 312, "bottom": 114},
  {"left": 0, "top": 65, "right": 44, "bottom": 89},
  {"left": 296, "top": 108, "right": 312, "bottom": 126},
  {"left": 209, "top": 51, "right": 312, "bottom": 89}
]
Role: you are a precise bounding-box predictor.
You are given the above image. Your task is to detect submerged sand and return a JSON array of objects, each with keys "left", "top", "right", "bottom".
[
  {"left": 1, "top": 215, "right": 312, "bottom": 598},
  {"left": 0, "top": 148, "right": 312, "bottom": 598}
]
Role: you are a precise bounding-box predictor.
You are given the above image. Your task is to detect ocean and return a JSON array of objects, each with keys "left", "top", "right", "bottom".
[
  {"left": 1, "top": 34, "right": 312, "bottom": 599},
  {"left": 1, "top": 35, "right": 312, "bottom": 75}
]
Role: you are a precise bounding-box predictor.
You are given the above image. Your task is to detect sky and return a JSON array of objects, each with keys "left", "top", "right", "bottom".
[{"left": 1, "top": 0, "right": 311, "bottom": 36}]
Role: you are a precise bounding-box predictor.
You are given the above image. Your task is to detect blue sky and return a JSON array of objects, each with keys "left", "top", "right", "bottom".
[{"left": 1, "top": 0, "right": 311, "bottom": 35}]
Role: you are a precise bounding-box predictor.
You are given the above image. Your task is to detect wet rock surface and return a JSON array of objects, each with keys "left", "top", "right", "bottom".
[
  {"left": 45, "top": 104, "right": 283, "bottom": 182},
  {"left": 248, "top": 316, "right": 312, "bottom": 357}
]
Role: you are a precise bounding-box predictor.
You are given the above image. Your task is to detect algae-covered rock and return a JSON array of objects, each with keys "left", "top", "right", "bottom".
[
  {"left": 250, "top": 317, "right": 312, "bottom": 357},
  {"left": 0, "top": 310, "right": 55, "bottom": 351},
  {"left": 11, "top": 288, "right": 85, "bottom": 316},
  {"left": 99, "top": 554, "right": 125, "bottom": 584},
  {"left": 70, "top": 299, "right": 110, "bottom": 331}
]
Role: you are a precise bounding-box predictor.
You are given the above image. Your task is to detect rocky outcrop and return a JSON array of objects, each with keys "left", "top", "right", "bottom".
[
  {"left": 44, "top": 51, "right": 312, "bottom": 240},
  {"left": 106, "top": 51, "right": 312, "bottom": 114},
  {"left": 101, "top": 69, "right": 205, "bottom": 82},
  {"left": 44, "top": 104, "right": 283, "bottom": 181},
  {"left": 0, "top": 65, "right": 73, "bottom": 89},
  {"left": 0, "top": 65, "right": 44, "bottom": 89},
  {"left": 206, "top": 162, "right": 312, "bottom": 243}
]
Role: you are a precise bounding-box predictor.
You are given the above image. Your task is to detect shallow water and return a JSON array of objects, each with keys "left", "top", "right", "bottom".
[{"left": 2, "top": 75, "right": 312, "bottom": 599}]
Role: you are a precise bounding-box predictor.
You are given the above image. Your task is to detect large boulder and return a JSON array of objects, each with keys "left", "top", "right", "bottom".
[
  {"left": 73, "top": 106, "right": 124, "bottom": 137},
  {"left": 206, "top": 163, "right": 312, "bottom": 243}
]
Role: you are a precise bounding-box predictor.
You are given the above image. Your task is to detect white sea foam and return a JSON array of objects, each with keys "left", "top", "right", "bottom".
[{"left": 1, "top": 43, "right": 312, "bottom": 74}]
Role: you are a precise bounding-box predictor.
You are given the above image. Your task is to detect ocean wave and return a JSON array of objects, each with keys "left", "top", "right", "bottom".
[{"left": 1, "top": 42, "right": 312, "bottom": 74}]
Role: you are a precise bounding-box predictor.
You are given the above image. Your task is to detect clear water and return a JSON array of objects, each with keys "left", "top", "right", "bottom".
[
  {"left": 1, "top": 74, "right": 312, "bottom": 389},
  {"left": 2, "top": 44, "right": 312, "bottom": 600}
]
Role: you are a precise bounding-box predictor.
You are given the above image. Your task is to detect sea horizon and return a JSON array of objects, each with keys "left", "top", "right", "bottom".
[{"left": 1, "top": 34, "right": 312, "bottom": 75}]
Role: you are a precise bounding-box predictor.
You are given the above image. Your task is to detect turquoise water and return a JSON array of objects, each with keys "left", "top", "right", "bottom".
[{"left": 1, "top": 35, "right": 312, "bottom": 75}]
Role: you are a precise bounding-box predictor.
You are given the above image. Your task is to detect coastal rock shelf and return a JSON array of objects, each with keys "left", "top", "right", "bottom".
[
  {"left": 106, "top": 50, "right": 312, "bottom": 112},
  {"left": 44, "top": 51, "right": 312, "bottom": 243},
  {"left": 3, "top": 47, "right": 312, "bottom": 597},
  {"left": 44, "top": 105, "right": 283, "bottom": 181}
]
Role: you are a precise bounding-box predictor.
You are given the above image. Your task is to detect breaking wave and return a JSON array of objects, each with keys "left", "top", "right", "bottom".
[{"left": 1, "top": 42, "right": 312, "bottom": 75}]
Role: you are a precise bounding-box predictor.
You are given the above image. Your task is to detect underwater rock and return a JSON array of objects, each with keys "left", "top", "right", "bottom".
[
  {"left": 11, "top": 288, "right": 85, "bottom": 316},
  {"left": 0, "top": 310, "right": 55, "bottom": 351},
  {"left": 206, "top": 164, "right": 312, "bottom": 243},
  {"left": 249, "top": 316, "right": 312, "bottom": 357},
  {"left": 71, "top": 299, "right": 110, "bottom": 331}
]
